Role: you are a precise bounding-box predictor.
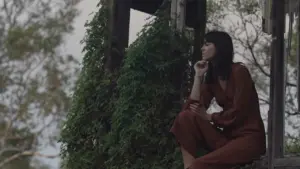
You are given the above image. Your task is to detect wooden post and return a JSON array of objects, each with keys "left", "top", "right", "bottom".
[
  {"left": 267, "top": 1, "right": 275, "bottom": 167},
  {"left": 171, "top": 0, "right": 186, "bottom": 32},
  {"left": 268, "top": 0, "right": 285, "bottom": 168},
  {"left": 171, "top": 0, "right": 177, "bottom": 28},
  {"left": 193, "top": 0, "right": 206, "bottom": 64},
  {"left": 272, "top": 0, "right": 285, "bottom": 158},
  {"left": 176, "top": 0, "right": 186, "bottom": 32},
  {"left": 105, "top": 0, "right": 131, "bottom": 73},
  {"left": 268, "top": 1, "right": 285, "bottom": 168},
  {"left": 105, "top": 0, "right": 114, "bottom": 71},
  {"left": 293, "top": 24, "right": 300, "bottom": 169}
]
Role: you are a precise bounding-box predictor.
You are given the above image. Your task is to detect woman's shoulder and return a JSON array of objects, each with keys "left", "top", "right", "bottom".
[
  {"left": 232, "top": 62, "right": 249, "bottom": 73},
  {"left": 231, "top": 62, "right": 252, "bottom": 79}
]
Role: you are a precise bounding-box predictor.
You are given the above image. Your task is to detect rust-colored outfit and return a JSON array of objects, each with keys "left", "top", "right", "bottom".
[{"left": 170, "top": 63, "right": 266, "bottom": 169}]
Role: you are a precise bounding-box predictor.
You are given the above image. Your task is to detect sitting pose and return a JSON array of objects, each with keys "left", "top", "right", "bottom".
[{"left": 170, "top": 31, "right": 266, "bottom": 169}]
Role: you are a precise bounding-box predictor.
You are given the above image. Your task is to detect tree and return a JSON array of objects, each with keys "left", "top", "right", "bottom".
[{"left": 0, "top": 0, "right": 81, "bottom": 168}]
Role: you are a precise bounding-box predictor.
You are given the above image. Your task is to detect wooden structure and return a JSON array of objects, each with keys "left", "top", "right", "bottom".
[
  {"left": 266, "top": 0, "right": 300, "bottom": 169},
  {"left": 104, "top": 0, "right": 206, "bottom": 72},
  {"left": 105, "top": 0, "right": 300, "bottom": 168}
]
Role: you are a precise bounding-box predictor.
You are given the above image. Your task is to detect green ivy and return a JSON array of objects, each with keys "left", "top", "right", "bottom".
[
  {"left": 59, "top": 1, "right": 114, "bottom": 169},
  {"left": 104, "top": 5, "right": 191, "bottom": 169},
  {"left": 59, "top": 1, "right": 194, "bottom": 169}
]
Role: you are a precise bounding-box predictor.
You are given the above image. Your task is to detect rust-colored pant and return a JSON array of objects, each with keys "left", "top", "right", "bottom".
[{"left": 170, "top": 110, "right": 262, "bottom": 169}]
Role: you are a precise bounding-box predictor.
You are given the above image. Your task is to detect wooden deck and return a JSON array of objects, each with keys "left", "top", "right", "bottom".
[{"left": 236, "top": 154, "right": 300, "bottom": 169}]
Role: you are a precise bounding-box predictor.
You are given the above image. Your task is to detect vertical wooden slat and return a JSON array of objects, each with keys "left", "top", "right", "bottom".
[
  {"left": 105, "top": 0, "right": 131, "bottom": 73},
  {"left": 176, "top": 0, "right": 186, "bottom": 32},
  {"left": 272, "top": 0, "right": 285, "bottom": 158},
  {"left": 193, "top": 0, "right": 206, "bottom": 64},
  {"left": 268, "top": 0, "right": 285, "bottom": 168},
  {"left": 297, "top": 2, "right": 300, "bottom": 116},
  {"left": 171, "top": 0, "right": 177, "bottom": 28},
  {"left": 105, "top": 0, "right": 114, "bottom": 72},
  {"left": 171, "top": 0, "right": 186, "bottom": 32},
  {"left": 268, "top": 1, "right": 275, "bottom": 168}
]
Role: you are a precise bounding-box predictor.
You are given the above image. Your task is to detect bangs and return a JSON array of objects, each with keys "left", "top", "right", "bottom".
[{"left": 204, "top": 32, "right": 220, "bottom": 44}]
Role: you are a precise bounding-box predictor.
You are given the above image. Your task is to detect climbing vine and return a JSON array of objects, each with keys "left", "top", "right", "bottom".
[
  {"left": 59, "top": 1, "right": 115, "bottom": 169},
  {"left": 60, "top": 0, "right": 194, "bottom": 169},
  {"left": 104, "top": 3, "right": 191, "bottom": 169}
]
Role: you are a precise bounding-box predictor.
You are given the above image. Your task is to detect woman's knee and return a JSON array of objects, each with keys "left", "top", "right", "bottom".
[{"left": 178, "top": 110, "right": 195, "bottom": 123}]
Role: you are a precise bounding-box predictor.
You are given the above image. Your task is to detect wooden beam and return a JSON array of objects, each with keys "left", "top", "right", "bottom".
[
  {"left": 170, "top": 0, "right": 177, "bottom": 27},
  {"left": 267, "top": 0, "right": 276, "bottom": 168},
  {"left": 192, "top": 0, "right": 206, "bottom": 64},
  {"left": 105, "top": 0, "right": 114, "bottom": 72},
  {"left": 105, "top": 0, "right": 131, "bottom": 73},
  {"left": 271, "top": 0, "right": 285, "bottom": 159},
  {"left": 170, "top": 0, "right": 186, "bottom": 32},
  {"left": 240, "top": 156, "right": 300, "bottom": 169},
  {"left": 297, "top": 0, "right": 300, "bottom": 114},
  {"left": 176, "top": 0, "right": 186, "bottom": 32},
  {"left": 274, "top": 157, "right": 300, "bottom": 167}
]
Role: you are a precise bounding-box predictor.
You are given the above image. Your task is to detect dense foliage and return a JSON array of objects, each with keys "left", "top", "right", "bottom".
[
  {"left": 103, "top": 6, "right": 192, "bottom": 169},
  {"left": 59, "top": 2, "right": 115, "bottom": 169},
  {"left": 60, "top": 0, "right": 194, "bottom": 168}
]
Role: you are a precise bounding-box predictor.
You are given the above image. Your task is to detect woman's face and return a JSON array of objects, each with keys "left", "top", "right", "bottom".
[{"left": 201, "top": 41, "right": 216, "bottom": 61}]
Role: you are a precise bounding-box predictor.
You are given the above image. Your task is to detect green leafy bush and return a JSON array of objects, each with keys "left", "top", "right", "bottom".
[
  {"left": 104, "top": 7, "right": 191, "bottom": 169},
  {"left": 60, "top": 1, "right": 194, "bottom": 169},
  {"left": 59, "top": 2, "right": 115, "bottom": 169}
]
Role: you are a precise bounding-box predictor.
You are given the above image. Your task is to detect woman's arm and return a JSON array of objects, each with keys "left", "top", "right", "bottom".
[
  {"left": 182, "top": 76, "right": 213, "bottom": 111},
  {"left": 190, "top": 76, "right": 203, "bottom": 100},
  {"left": 211, "top": 65, "right": 254, "bottom": 127}
]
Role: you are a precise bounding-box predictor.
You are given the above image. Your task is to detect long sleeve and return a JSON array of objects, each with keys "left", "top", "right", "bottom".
[
  {"left": 182, "top": 84, "right": 213, "bottom": 111},
  {"left": 211, "top": 65, "right": 254, "bottom": 128}
]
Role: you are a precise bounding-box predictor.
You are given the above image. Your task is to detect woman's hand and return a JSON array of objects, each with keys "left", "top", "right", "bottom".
[
  {"left": 189, "top": 103, "right": 211, "bottom": 121},
  {"left": 194, "top": 60, "right": 208, "bottom": 77}
]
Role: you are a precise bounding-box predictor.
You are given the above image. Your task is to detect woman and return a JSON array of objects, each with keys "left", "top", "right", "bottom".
[{"left": 170, "top": 31, "right": 266, "bottom": 169}]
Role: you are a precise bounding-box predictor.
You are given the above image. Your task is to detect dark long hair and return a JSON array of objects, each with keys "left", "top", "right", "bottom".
[{"left": 203, "top": 31, "right": 234, "bottom": 84}]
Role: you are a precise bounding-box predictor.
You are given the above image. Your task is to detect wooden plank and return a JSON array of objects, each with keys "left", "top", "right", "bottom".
[
  {"left": 267, "top": 0, "right": 276, "bottom": 167},
  {"left": 171, "top": 0, "right": 177, "bottom": 28},
  {"left": 192, "top": 0, "right": 206, "bottom": 64},
  {"left": 268, "top": 0, "right": 285, "bottom": 167},
  {"left": 176, "top": 0, "right": 186, "bottom": 32},
  {"left": 131, "top": 0, "right": 164, "bottom": 14},
  {"left": 272, "top": 0, "right": 285, "bottom": 158},
  {"left": 105, "top": 0, "right": 115, "bottom": 72},
  {"left": 104, "top": 0, "right": 131, "bottom": 72},
  {"left": 274, "top": 157, "right": 300, "bottom": 167},
  {"left": 131, "top": 0, "right": 197, "bottom": 27},
  {"left": 170, "top": 0, "right": 186, "bottom": 32},
  {"left": 297, "top": 0, "right": 300, "bottom": 114},
  {"left": 236, "top": 156, "right": 300, "bottom": 169}
]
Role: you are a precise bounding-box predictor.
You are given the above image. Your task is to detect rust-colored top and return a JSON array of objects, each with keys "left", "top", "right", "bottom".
[{"left": 184, "top": 62, "right": 266, "bottom": 142}]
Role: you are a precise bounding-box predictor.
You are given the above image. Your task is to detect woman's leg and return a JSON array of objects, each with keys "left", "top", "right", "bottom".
[
  {"left": 170, "top": 110, "right": 228, "bottom": 169},
  {"left": 181, "top": 147, "right": 195, "bottom": 169},
  {"left": 188, "top": 136, "right": 264, "bottom": 169}
]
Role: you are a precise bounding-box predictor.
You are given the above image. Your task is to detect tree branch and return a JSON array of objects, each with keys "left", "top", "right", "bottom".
[{"left": 0, "top": 150, "right": 58, "bottom": 168}]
